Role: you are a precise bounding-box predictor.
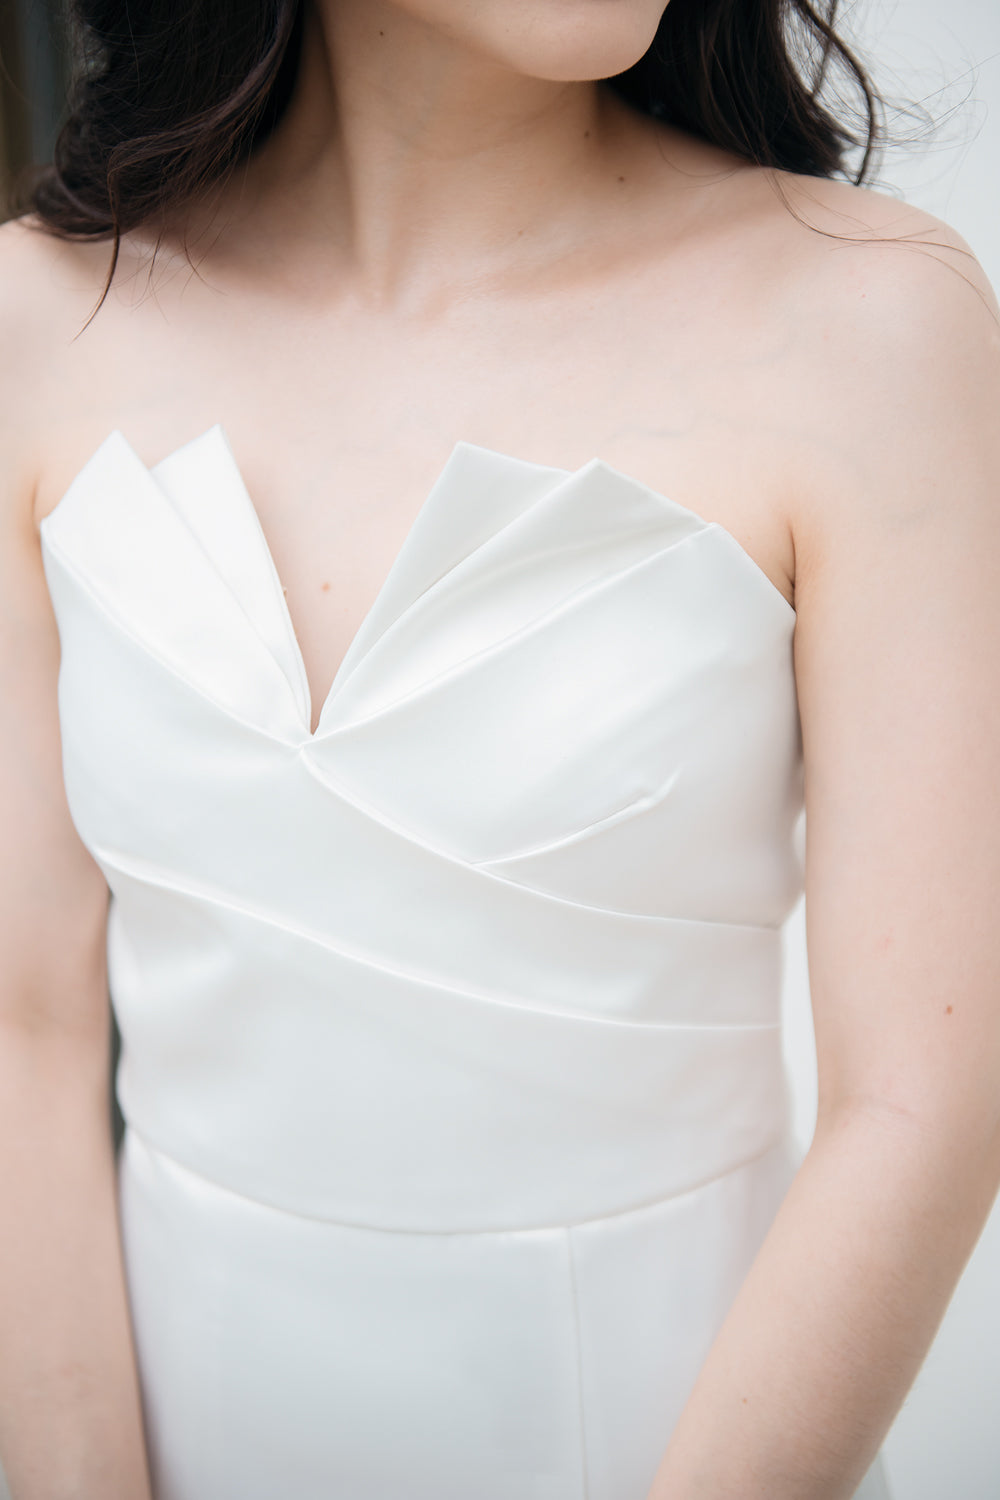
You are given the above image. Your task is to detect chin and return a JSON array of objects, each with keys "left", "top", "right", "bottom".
[{"left": 390, "top": 0, "right": 668, "bottom": 83}]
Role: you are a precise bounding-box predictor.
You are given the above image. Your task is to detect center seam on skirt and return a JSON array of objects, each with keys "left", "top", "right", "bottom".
[{"left": 564, "top": 1225, "right": 591, "bottom": 1500}]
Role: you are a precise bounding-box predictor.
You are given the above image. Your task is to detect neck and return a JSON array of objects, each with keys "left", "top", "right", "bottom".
[{"left": 221, "top": 0, "right": 645, "bottom": 308}]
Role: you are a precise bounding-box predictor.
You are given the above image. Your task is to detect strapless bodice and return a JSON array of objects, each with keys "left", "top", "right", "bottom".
[{"left": 33, "top": 425, "right": 883, "bottom": 1500}]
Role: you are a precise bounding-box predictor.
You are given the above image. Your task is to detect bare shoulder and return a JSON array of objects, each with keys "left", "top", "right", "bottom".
[
  {"left": 0, "top": 216, "right": 64, "bottom": 512},
  {"left": 0, "top": 216, "right": 96, "bottom": 489},
  {"left": 0, "top": 214, "right": 127, "bottom": 516},
  {"left": 741, "top": 172, "right": 1000, "bottom": 568},
  {"left": 0, "top": 213, "right": 95, "bottom": 591},
  {"left": 0, "top": 210, "right": 117, "bottom": 302},
  {"left": 766, "top": 171, "right": 998, "bottom": 325},
  {"left": 0, "top": 213, "right": 116, "bottom": 596},
  {"left": 0, "top": 212, "right": 104, "bottom": 348}
]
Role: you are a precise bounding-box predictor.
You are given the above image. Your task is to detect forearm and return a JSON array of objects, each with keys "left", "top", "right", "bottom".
[
  {"left": 0, "top": 1025, "right": 151, "bottom": 1500},
  {"left": 646, "top": 1100, "right": 1000, "bottom": 1500}
]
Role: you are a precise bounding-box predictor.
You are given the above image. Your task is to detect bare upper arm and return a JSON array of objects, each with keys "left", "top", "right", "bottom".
[
  {"left": 781, "top": 196, "right": 1000, "bottom": 1142},
  {"left": 0, "top": 216, "right": 111, "bottom": 1041}
]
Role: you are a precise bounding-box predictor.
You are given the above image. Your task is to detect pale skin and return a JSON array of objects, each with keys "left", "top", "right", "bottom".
[{"left": 0, "top": 0, "right": 999, "bottom": 1494}]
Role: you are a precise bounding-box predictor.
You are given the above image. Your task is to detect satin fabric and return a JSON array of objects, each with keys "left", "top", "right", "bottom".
[{"left": 39, "top": 425, "right": 891, "bottom": 1499}]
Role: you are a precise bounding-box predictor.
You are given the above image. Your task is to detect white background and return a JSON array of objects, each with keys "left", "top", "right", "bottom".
[
  {"left": 781, "top": 2, "right": 1000, "bottom": 1496},
  {"left": 1, "top": 3, "right": 997, "bottom": 1497}
]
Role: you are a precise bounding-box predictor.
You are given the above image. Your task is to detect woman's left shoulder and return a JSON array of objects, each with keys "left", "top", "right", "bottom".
[
  {"left": 736, "top": 170, "right": 1000, "bottom": 556},
  {"left": 756, "top": 169, "right": 999, "bottom": 354}
]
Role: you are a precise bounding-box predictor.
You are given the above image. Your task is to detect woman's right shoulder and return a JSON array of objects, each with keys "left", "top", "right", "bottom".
[
  {"left": 0, "top": 212, "right": 91, "bottom": 641},
  {"left": 0, "top": 216, "right": 84, "bottom": 502},
  {"left": 0, "top": 210, "right": 111, "bottom": 300},
  {"left": 0, "top": 211, "right": 98, "bottom": 344},
  {"left": 0, "top": 214, "right": 119, "bottom": 520}
]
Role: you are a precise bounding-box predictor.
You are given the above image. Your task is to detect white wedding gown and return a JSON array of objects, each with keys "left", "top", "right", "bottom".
[{"left": 39, "top": 425, "right": 892, "bottom": 1499}]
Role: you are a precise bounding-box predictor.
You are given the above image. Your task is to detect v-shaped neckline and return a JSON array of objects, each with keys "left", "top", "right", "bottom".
[
  {"left": 206, "top": 424, "right": 478, "bottom": 738},
  {"left": 166, "top": 425, "right": 577, "bottom": 741},
  {"left": 41, "top": 421, "right": 795, "bottom": 746}
]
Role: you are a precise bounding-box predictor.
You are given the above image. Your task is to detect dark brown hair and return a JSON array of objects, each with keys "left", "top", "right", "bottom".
[{"left": 13, "top": 0, "right": 888, "bottom": 310}]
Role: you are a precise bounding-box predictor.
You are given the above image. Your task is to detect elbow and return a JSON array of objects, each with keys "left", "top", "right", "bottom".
[{"left": 814, "top": 1087, "right": 1000, "bottom": 1214}]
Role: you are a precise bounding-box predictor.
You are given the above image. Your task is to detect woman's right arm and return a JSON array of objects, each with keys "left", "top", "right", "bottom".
[{"left": 0, "top": 220, "right": 152, "bottom": 1499}]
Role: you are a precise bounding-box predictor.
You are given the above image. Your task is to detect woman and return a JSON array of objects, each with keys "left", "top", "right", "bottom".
[{"left": 0, "top": 1, "right": 998, "bottom": 1496}]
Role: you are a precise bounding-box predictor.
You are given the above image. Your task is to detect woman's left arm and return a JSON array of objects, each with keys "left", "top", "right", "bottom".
[{"left": 647, "top": 218, "right": 1000, "bottom": 1500}]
